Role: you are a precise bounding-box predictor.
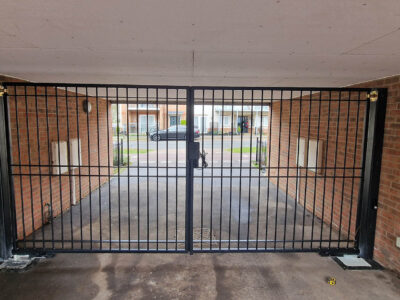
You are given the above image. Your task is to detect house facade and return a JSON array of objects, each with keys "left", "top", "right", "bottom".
[
  {"left": 119, "top": 104, "right": 187, "bottom": 134},
  {"left": 194, "top": 105, "right": 270, "bottom": 135},
  {"left": 118, "top": 103, "right": 269, "bottom": 135}
]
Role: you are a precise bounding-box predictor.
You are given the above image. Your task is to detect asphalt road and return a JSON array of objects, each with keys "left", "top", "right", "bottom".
[
  {"left": 116, "top": 134, "right": 264, "bottom": 168},
  {"left": 117, "top": 134, "right": 262, "bottom": 151}
]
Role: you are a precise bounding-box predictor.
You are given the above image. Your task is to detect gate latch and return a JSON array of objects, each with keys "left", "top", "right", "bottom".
[
  {"left": 367, "top": 89, "right": 378, "bottom": 102},
  {"left": 188, "top": 142, "right": 200, "bottom": 168}
]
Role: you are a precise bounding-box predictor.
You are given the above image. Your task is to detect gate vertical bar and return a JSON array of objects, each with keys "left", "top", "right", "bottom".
[
  {"left": 185, "top": 88, "right": 194, "bottom": 253},
  {"left": 357, "top": 89, "right": 387, "bottom": 259},
  {"left": 0, "top": 85, "right": 16, "bottom": 260}
]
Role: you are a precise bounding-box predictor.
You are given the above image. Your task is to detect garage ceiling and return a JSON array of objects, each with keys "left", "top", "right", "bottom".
[{"left": 0, "top": 0, "right": 399, "bottom": 86}]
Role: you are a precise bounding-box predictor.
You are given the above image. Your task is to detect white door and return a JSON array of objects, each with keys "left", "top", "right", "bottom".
[{"left": 139, "top": 115, "right": 156, "bottom": 134}]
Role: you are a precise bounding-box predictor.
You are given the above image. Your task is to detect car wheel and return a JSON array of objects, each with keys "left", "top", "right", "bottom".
[{"left": 151, "top": 134, "right": 161, "bottom": 141}]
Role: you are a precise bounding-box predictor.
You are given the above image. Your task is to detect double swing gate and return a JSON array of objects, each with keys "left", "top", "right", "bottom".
[{"left": 0, "top": 83, "right": 386, "bottom": 258}]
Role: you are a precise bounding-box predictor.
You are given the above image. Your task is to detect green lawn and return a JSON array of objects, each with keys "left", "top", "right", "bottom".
[
  {"left": 113, "top": 135, "right": 148, "bottom": 142},
  {"left": 122, "top": 148, "right": 154, "bottom": 154},
  {"left": 225, "top": 146, "right": 257, "bottom": 153}
]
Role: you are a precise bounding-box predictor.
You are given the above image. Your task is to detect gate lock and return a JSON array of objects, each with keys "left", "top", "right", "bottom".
[{"left": 188, "top": 142, "right": 208, "bottom": 168}]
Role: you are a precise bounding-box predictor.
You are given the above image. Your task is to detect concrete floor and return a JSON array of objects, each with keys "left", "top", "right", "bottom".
[{"left": 1, "top": 252, "right": 399, "bottom": 299}]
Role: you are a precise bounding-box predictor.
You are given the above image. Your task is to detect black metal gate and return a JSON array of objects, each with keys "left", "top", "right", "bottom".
[{"left": 0, "top": 83, "right": 386, "bottom": 258}]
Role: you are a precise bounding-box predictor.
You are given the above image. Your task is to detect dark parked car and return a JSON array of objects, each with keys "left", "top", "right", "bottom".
[
  {"left": 146, "top": 125, "right": 159, "bottom": 136},
  {"left": 150, "top": 125, "right": 200, "bottom": 141}
]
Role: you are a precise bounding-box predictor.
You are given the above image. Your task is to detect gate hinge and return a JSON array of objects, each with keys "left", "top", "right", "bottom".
[
  {"left": 0, "top": 85, "right": 8, "bottom": 97},
  {"left": 0, "top": 255, "right": 35, "bottom": 271},
  {"left": 367, "top": 89, "right": 378, "bottom": 102}
]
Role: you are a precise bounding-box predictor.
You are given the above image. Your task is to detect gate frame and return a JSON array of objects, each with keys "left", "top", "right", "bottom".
[
  {"left": 185, "top": 87, "right": 195, "bottom": 254},
  {"left": 355, "top": 88, "right": 387, "bottom": 260},
  {"left": 0, "top": 83, "right": 387, "bottom": 258},
  {"left": 0, "top": 86, "right": 17, "bottom": 260}
]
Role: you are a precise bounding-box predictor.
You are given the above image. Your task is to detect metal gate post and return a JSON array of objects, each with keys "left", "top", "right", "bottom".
[
  {"left": 0, "top": 85, "right": 16, "bottom": 260},
  {"left": 185, "top": 88, "right": 194, "bottom": 253},
  {"left": 357, "top": 88, "right": 387, "bottom": 259}
]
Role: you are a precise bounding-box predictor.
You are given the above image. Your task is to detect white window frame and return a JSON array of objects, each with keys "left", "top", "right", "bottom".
[
  {"left": 262, "top": 116, "right": 269, "bottom": 127},
  {"left": 223, "top": 116, "right": 231, "bottom": 127}
]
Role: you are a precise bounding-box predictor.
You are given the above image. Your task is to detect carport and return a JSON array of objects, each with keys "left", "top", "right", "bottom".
[{"left": 1, "top": 1, "right": 400, "bottom": 299}]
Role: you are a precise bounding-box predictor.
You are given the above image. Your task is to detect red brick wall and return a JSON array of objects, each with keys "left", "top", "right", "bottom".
[
  {"left": 6, "top": 85, "right": 113, "bottom": 239},
  {"left": 269, "top": 76, "right": 400, "bottom": 273},
  {"left": 269, "top": 91, "right": 366, "bottom": 241}
]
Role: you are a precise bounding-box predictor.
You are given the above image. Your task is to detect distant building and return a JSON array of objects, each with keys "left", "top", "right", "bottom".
[
  {"left": 117, "top": 103, "right": 269, "bottom": 135},
  {"left": 119, "top": 104, "right": 187, "bottom": 134},
  {"left": 195, "top": 105, "right": 270, "bottom": 135}
]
